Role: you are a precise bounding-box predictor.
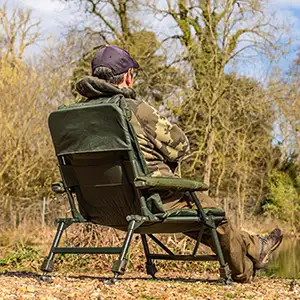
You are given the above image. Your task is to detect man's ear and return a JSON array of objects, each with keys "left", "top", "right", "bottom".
[{"left": 125, "top": 69, "right": 133, "bottom": 87}]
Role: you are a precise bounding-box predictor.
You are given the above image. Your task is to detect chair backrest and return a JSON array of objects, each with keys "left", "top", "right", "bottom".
[{"left": 48, "top": 96, "right": 148, "bottom": 227}]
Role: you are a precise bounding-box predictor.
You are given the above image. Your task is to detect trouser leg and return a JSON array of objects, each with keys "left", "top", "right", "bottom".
[
  {"left": 162, "top": 191, "right": 260, "bottom": 283},
  {"left": 186, "top": 218, "right": 259, "bottom": 283}
]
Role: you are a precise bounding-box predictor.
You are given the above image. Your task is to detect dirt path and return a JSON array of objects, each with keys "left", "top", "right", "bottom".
[{"left": 0, "top": 271, "right": 299, "bottom": 299}]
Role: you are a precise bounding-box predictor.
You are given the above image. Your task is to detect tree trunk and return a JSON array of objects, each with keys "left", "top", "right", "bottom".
[{"left": 204, "top": 129, "right": 215, "bottom": 190}]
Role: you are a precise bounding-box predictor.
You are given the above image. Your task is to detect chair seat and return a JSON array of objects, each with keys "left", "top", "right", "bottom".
[{"left": 154, "top": 208, "right": 225, "bottom": 219}]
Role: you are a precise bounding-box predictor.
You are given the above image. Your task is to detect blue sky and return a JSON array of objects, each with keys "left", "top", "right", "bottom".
[
  {"left": 7, "top": 0, "right": 300, "bottom": 77},
  {"left": 10, "top": 1, "right": 300, "bottom": 39}
]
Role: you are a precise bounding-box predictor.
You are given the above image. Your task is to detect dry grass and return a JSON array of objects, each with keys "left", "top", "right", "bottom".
[
  {"left": 0, "top": 222, "right": 218, "bottom": 276},
  {"left": 0, "top": 214, "right": 295, "bottom": 276}
]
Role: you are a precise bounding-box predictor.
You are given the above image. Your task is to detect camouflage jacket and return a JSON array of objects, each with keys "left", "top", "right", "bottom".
[{"left": 76, "top": 76, "right": 190, "bottom": 177}]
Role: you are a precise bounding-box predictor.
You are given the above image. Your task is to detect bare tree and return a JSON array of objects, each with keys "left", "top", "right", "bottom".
[
  {"left": 62, "top": 0, "right": 140, "bottom": 45},
  {"left": 0, "top": 3, "right": 40, "bottom": 61},
  {"left": 150, "top": 0, "right": 288, "bottom": 189}
]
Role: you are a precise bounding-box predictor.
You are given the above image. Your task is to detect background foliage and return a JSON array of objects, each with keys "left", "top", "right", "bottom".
[{"left": 0, "top": 0, "right": 299, "bottom": 233}]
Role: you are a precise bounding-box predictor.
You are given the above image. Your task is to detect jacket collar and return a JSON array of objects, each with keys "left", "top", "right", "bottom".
[{"left": 76, "top": 76, "right": 136, "bottom": 100}]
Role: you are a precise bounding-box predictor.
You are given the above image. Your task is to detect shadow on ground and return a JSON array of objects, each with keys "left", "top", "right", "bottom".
[{"left": 0, "top": 270, "right": 219, "bottom": 284}]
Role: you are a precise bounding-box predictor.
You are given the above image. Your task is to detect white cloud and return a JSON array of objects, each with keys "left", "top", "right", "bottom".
[
  {"left": 271, "top": 0, "right": 300, "bottom": 8},
  {"left": 21, "top": 0, "right": 63, "bottom": 14},
  {"left": 4, "top": 0, "right": 75, "bottom": 57},
  {"left": 11, "top": 0, "right": 75, "bottom": 37}
]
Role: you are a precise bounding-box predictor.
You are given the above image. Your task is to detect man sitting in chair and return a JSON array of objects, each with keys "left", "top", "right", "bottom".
[{"left": 76, "top": 45, "right": 283, "bottom": 283}]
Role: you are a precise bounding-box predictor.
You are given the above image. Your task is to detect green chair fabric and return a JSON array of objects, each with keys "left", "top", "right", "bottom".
[
  {"left": 48, "top": 102, "right": 142, "bottom": 228},
  {"left": 135, "top": 176, "right": 208, "bottom": 192},
  {"left": 49, "top": 102, "right": 131, "bottom": 155}
]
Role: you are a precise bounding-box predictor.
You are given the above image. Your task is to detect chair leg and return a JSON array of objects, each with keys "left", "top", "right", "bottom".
[
  {"left": 111, "top": 219, "right": 136, "bottom": 279},
  {"left": 141, "top": 234, "right": 157, "bottom": 278},
  {"left": 209, "top": 225, "right": 232, "bottom": 285},
  {"left": 40, "top": 221, "right": 66, "bottom": 273}
]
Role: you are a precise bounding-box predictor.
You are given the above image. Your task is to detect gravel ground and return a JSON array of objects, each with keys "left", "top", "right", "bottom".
[{"left": 0, "top": 271, "right": 299, "bottom": 299}]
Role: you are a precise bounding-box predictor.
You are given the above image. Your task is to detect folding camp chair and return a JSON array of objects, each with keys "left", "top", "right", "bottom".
[{"left": 41, "top": 96, "right": 232, "bottom": 284}]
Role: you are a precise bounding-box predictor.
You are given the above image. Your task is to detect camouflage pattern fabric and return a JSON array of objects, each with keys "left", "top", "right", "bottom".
[{"left": 76, "top": 76, "right": 190, "bottom": 177}]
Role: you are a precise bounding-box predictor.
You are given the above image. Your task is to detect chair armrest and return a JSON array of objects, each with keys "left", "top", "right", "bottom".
[
  {"left": 154, "top": 208, "right": 225, "bottom": 219},
  {"left": 134, "top": 176, "right": 208, "bottom": 192},
  {"left": 52, "top": 181, "right": 66, "bottom": 193}
]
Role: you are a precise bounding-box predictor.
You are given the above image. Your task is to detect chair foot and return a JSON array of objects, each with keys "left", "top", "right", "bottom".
[
  {"left": 38, "top": 274, "right": 54, "bottom": 284},
  {"left": 219, "top": 263, "right": 232, "bottom": 285},
  {"left": 40, "top": 257, "right": 54, "bottom": 273},
  {"left": 105, "top": 273, "right": 119, "bottom": 285},
  {"left": 111, "top": 259, "right": 127, "bottom": 275},
  {"left": 113, "top": 272, "right": 119, "bottom": 282},
  {"left": 222, "top": 278, "right": 233, "bottom": 285},
  {"left": 146, "top": 262, "right": 157, "bottom": 278}
]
